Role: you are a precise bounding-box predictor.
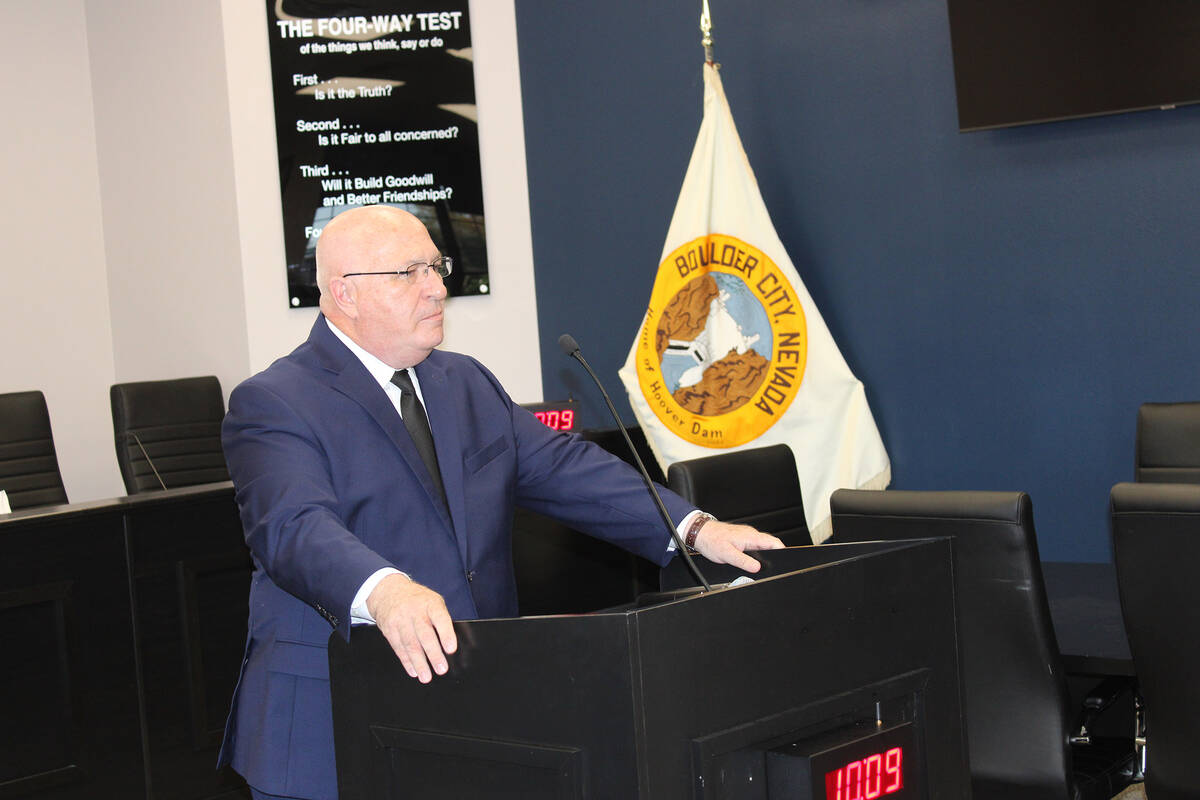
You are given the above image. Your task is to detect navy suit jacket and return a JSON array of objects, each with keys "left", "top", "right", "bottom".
[{"left": 217, "top": 317, "right": 694, "bottom": 799}]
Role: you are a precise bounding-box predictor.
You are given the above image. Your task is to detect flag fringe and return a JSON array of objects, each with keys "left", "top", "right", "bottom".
[{"left": 807, "top": 464, "right": 893, "bottom": 544}]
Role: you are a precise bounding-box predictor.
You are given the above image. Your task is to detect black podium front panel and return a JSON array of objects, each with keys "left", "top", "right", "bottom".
[{"left": 329, "top": 540, "right": 969, "bottom": 799}]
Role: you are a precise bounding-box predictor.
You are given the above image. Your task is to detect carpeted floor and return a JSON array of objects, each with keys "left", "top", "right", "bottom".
[{"left": 1113, "top": 782, "right": 1146, "bottom": 800}]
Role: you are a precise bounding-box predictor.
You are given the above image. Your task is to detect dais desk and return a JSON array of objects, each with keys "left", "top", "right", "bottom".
[
  {"left": 0, "top": 484, "right": 250, "bottom": 800},
  {"left": 1041, "top": 560, "right": 1133, "bottom": 677}
]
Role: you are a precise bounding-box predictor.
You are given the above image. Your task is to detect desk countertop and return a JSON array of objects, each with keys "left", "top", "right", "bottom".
[{"left": 1042, "top": 561, "right": 1133, "bottom": 677}]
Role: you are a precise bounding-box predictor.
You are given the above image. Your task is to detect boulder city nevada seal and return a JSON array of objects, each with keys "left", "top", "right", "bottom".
[{"left": 635, "top": 233, "right": 807, "bottom": 448}]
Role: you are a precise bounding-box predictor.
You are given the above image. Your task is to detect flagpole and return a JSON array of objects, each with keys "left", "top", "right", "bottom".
[{"left": 700, "top": 0, "right": 715, "bottom": 64}]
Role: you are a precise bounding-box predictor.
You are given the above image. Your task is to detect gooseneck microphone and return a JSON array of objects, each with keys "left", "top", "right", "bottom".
[
  {"left": 125, "top": 431, "right": 167, "bottom": 491},
  {"left": 558, "top": 334, "right": 713, "bottom": 591}
]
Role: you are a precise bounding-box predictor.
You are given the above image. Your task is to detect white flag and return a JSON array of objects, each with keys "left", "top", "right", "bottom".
[{"left": 618, "top": 63, "right": 890, "bottom": 541}]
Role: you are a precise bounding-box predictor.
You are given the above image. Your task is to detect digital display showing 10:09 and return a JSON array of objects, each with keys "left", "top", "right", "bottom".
[
  {"left": 521, "top": 401, "right": 577, "bottom": 432},
  {"left": 534, "top": 409, "right": 575, "bottom": 431},
  {"left": 824, "top": 746, "right": 903, "bottom": 799},
  {"left": 770, "top": 720, "right": 917, "bottom": 800}
]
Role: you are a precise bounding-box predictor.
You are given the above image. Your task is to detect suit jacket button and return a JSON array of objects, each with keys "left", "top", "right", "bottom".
[{"left": 465, "top": 570, "right": 476, "bottom": 582}]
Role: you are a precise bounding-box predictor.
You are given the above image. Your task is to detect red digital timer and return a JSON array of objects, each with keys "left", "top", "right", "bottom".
[
  {"left": 520, "top": 401, "right": 578, "bottom": 432},
  {"left": 534, "top": 409, "right": 575, "bottom": 431},
  {"left": 766, "top": 719, "right": 917, "bottom": 800},
  {"left": 824, "top": 746, "right": 903, "bottom": 800}
]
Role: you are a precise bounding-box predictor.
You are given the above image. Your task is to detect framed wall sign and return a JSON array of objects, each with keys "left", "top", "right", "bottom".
[{"left": 264, "top": 0, "right": 489, "bottom": 307}]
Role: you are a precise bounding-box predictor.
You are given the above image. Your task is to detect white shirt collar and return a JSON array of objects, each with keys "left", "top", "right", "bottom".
[{"left": 325, "top": 317, "right": 409, "bottom": 390}]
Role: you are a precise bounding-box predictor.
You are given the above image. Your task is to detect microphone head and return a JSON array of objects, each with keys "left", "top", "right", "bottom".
[{"left": 558, "top": 334, "right": 580, "bottom": 357}]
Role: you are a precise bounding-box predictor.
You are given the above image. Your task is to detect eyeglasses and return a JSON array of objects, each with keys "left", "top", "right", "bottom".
[{"left": 342, "top": 256, "right": 453, "bottom": 282}]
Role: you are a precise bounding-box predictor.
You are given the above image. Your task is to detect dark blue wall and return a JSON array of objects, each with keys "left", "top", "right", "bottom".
[{"left": 514, "top": 0, "right": 1200, "bottom": 562}]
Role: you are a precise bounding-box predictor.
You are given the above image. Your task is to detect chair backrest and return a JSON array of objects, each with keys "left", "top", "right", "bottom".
[
  {"left": 1135, "top": 402, "right": 1200, "bottom": 483},
  {"left": 829, "top": 489, "right": 1072, "bottom": 798},
  {"left": 110, "top": 376, "right": 230, "bottom": 494},
  {"left": 666, "top": 444, "right": 811, "bottom": 546},
  {"left": 1110, "top": 481, "right": 1200, "bottom": 800},
  {"left": 0, "top": 390, "right": 68, "bottom": 510}
]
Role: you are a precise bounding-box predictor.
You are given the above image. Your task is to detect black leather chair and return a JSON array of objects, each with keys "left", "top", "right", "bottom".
[
  {"left": 110, "top": 376, "right": 230, "bottom": 494},
  {"left": 829, "top": 489, "right": 1133, "bottom": 800},
  {"left": 666, "top": 443, "right": 811, "bottom": 546},
  {"left": 1135, "top": 402, "right": 1200, "bottom": 483},
  {"left": 1111, "top": 481, "right": 1200, "bottom": 800},
  {"left": 0, "top": 390, "right": 68, "bottom": 510}
]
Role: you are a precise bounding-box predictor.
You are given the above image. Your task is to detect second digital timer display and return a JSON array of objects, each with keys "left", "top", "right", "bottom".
[
  {"left": 520, "top": 401, "right": 577, "bottom": 432},
  {"left": 533, "top": 409, "right": 575, "bottom": 431}
]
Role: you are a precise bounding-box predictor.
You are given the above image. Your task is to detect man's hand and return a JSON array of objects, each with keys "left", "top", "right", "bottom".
[
  {"left": 691, "top": 520, "right": 786, "bottom": 573},
  {"left": 366, "top": 573, "right": 457, "bottom": 683}
]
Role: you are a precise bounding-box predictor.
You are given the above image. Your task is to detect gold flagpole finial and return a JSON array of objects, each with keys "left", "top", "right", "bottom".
[{"left": 700, "top": 0, "right": 715, "bottom": 65}]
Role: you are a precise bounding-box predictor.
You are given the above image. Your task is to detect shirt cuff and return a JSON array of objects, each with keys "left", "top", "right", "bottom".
[{"left": 350, "top": 567, "right": 404, "bottom": 625}]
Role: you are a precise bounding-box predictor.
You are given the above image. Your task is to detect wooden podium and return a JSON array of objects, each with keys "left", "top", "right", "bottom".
[{"left": 329, "top": 540, "right": 970, "bottom": 799}]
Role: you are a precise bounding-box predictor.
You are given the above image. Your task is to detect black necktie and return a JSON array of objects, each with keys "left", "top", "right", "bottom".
[{"left": 390, "top": 369, "right": 448, "bottom": 510}]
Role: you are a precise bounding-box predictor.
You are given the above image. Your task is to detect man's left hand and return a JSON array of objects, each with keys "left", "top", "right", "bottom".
[{"left": 691, "top": 521, "right": 786, "bottom": 573}]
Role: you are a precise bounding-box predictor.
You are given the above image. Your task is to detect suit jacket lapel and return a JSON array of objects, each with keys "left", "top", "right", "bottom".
[
  {"left": 413, "top": 356, "right": 469, "bottom": 565},
  {"left": 309, "top": 317, "right": 456, "bottom": 535}
]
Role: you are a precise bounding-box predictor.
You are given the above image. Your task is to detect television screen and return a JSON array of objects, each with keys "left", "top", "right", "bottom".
[{"left": 947, "top": 0, "right": 1200, "bottom": 131}]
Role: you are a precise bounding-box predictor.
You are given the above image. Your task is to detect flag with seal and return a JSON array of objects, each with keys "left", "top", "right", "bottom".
[{"left": 618, "top": 62, "right": 890, "bottom": 541}]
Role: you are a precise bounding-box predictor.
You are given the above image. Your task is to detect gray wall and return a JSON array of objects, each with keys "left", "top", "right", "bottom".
[{"left": 3, "top": 1, "right": 539, "bottom": 503}]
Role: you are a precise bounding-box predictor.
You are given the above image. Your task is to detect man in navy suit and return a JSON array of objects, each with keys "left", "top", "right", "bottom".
[{"left": 218, "top": 205, "right": 783, "bottom": 799}]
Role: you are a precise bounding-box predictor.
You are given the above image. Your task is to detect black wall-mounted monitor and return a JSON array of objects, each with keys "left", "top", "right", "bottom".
[{"left": 946, "top": 0, "right": 1200, "bottom": 132}]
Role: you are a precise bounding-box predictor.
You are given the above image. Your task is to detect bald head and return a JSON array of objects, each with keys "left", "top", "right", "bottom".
[
  {"left": 316, "top": 205, "right": 431, "bottom": 297},
  {"left": 316, "top": 205, "right": 448, "bottom": 368}
]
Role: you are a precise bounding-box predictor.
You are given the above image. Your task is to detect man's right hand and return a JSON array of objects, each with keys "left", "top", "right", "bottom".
[{"left": 366, "top": 573, "right": 457, "bottom": 683}]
